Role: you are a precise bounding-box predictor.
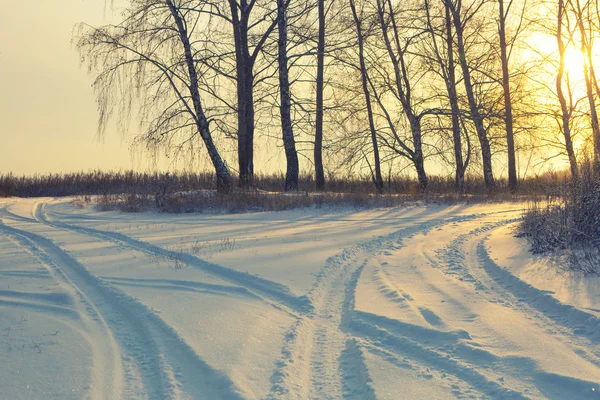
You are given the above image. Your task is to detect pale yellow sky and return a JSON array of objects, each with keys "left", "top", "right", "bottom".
[
  {"left": 0, "top": 2, "right": 576, "bottom": 177},
  {"left": 0, "top": 1, "right": 157, "bottom": 175},
  {"left": 0, "top": 1, "right": 289, "bottom": 176}
]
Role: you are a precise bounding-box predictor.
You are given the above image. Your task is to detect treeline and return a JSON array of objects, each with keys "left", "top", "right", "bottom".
[
  {"left": 0, "top": 170, "right": 569, "bottom": 198},
  {"left": 0, "top": 171, "right": 213, "bottom": 198},
  {"left": 75, "top": 0, "right": 600, "bottom": 193}
]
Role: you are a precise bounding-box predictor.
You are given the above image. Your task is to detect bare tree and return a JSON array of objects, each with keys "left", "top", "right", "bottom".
[
  {"left": 315, "top": 0, "right": 327, "bottom": 190},
  {"left": 498, "top": 0, "right": 518, "bottom": 191},
  {"left": 191, "top": 1, "right": 285, "bottom": 187},
  {"left": 448, "top": 0, "right": 497, "bottom": 189},
  {"left": 424, "top": 0, "right": 470, "bottom": 192},
  {"left": 556, "top": 0, "right": 579, "bottom": 178},
  {"left": 277, "top": 0, "right": 300, "bottom": 191},
  {"left": 226, "top": 0, "right": 280, "bottom": 186},
  {"left": 77, "top": 0, "right": 232, "bottom": 192},
  {"left": 375, "top": 0, "right": 428, "bottom": 189},
  {"left": 349, "top": 0, "right": 384, "bottom": 192}
]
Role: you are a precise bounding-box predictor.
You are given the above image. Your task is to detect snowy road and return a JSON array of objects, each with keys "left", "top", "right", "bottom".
[{"left": 0, "top": 198, "right": 599, "bottom": 399}]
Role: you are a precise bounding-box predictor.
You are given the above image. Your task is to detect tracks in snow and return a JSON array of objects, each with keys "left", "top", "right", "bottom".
[
  {"left": 267, "top": 212, "right": 505, "bottom": 399},
  {"left": 394, "top": 217, "right": 600, "bottom": 398},
  {"left": 268, "top": 208, "right": 600, "bottom": 399},
  {"left": 4, "top": 199, "right": 598, "bottom": 399},
  {"left": 1, "top": 204, "right": 244, "bottom": 400},
  {"left": 0, "top": 221, "right": 126, "bottom": 399},
  {"left": 435, "top": 219, "right": 600, "bottom": 350},
  {"left": 267, "top": 246, "right": 375, "bottom": 400},
  {"left": 35, "top": 203, "right": 312, "bottom": 315}
]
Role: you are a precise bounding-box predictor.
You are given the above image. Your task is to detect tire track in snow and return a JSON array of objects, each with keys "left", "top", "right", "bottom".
[
  {"left": 267, "top": 247, "right": 373, "bottom": 399},
  {"left": 373, "top": 266, "right": 448, "bottom": 328},
  {"left": 337, "top": 222, "right": 522, "bottom": 398},
  {"left": 351, "top": 305, "right": 600, "bottom": 399},
  {"left": 0, "top": 218, "right": 244, "bottom": 400},
  {"left": 373, "top": 215, "right": 600, "bottom": 398},
  {"left": 344, "top": 229, "right": 528, "bottom": 399},
  {"left": 347, "top": 314, "right": 527, "bottom": 399},
  {"left": 434, "top": 218, "right": 520, "bottom": 291},
  {"left": 0, "top": 220, "right": 126, "bottom": 400},
  {"left": 338, "top": 339, "right": 377, "bottom": 400},
  {"left": 345, "top": 213, "right": 547, "bottom": 398},
  {"left": 436, "top": 219, "right": 600, "bottom": 350},
  {"left": 310, "top": 256, "right": 363, "bottom": 398},
  {"left": 477, "top": 232, "right": 600, "bottom": 344},
  {"left": 37, "top": 202, "right": 313, "bottom": 315},
  {"left": 0, "top": 201, "right": 38, "bottom": 223},
  {"left": 34, "top": 200, "right": 582, "bottom": 398},
  {"left": 267, "top": 211, "right": 498, "bottom": 399}
]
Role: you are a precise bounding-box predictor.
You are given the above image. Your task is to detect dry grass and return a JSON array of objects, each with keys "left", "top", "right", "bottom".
[
  {"left": 0, "top": 171, "right": 216, "bottom": 198},
  {"left": 2, "top": 169, "right": 567, "bottom": 214},
  {"left": 0, "top": 169, "right": 568, "bottom": 199},
  {"left": 84, "top": 190, "right": 410, "bottom": 214},
  {"left": 79, "top": 187, "right": 533, "bottom": 216},
  {"left": 519, "top": 162, "right": 600, "bottom": 275}
]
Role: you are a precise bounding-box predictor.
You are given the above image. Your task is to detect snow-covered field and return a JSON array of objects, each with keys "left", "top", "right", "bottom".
[{"left": 0, "top": 198, "right": 599, "bottom": 399}]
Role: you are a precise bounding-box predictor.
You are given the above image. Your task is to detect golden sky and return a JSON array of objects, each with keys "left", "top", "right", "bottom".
[
  {"left": 0, "top": 1, "right": 154, "bottom": 175},
  {"left": 0, "top": 1, "right": 286, "bottom": 176},
  {"left": 0, "top": 2, "right": 578, "bottom": 177}
]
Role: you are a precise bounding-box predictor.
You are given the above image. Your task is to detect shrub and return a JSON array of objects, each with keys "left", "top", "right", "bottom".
[{"left": 519, "top": 162, "right": 600, "bottom": 275}]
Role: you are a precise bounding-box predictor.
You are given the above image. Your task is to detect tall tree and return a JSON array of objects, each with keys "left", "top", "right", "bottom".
[
  {"left": 277, "top": 0, "right": 300, "bottom": 191},
  {"left": 498, "top": 0, "right": 518, "bottom": 191},
  {"left": 77, "top": 0, "right": 232, "bottom": 192},
  {"left": 349, "top": 0, "right": 384, "bottom": 192},
  {"left": 448, "top": 0, "right": 497, "bottom": 189},
  {"left": 424, "top": 0, "right": 469, "bottom": 192},
  {"left": 375, "top": 0, "right": 428, "bottom": 189},
  {"left": 556, "top": 0, "right": 579, "bottom": 179},
  {"left": 227, "top": 0, "right": 279, "bottom": 187},
  {"left": 314, "top": 0, "right": 327, "bottom": 191}
]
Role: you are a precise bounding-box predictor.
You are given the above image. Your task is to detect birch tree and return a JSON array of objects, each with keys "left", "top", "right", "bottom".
[{"left": 77, "top": 0, "right": 232, "bottom": 192}]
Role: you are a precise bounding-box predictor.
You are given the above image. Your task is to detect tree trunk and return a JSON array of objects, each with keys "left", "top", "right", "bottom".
[
  {"left": 499, "top": 0, "right": 518, "bottom": 192},
  {"left": 425, "top": 0, "right": 465, "bottom": 193},
  {"left": 574, "top": 0, "right": 600, "bottom": 170},
  {"left": 277, "top": 0, "right": 299, "bottom": 191},
  {"left": 349, "top": 0, "right": 384, "bottom": 193},
  {"left": 409, "top": 117, "right": 428, "bottom": 189},
  {"left": 167, "top": 0, "right": 231, "bottom": 192},
  {"left": 377, "top": 0, "right": 428, "bottom": 190},
  {"left": 237, "top": 70, "right": 255, "bottom": 187},
  {"left": 314, "top": 0, "right": 326, "bottom": 191},
  {"left": 450, "top": 1, "right": 496, "bottom": 189},
  {"left": 230, "top": 1, "right": 255, "bottom": 187},
  {"left": 444, "top": 4, "right": 466, "bottom": 193},
  {"left": 556, "top": 0, "right": 578, "bottom": 180}
]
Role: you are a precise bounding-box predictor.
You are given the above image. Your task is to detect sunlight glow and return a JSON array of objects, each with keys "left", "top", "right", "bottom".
[{"left": 564, "top": 45, "right": 587, "bottom": 81}]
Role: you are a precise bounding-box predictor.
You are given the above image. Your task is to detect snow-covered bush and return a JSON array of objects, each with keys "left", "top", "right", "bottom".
[{"left": 520, "top": 163, "right": 600, "bottom": 274}]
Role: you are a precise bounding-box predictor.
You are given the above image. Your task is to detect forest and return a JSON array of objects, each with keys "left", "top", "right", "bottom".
[{"left": 70, "top": 0, "right": 600, "bottom": 195}]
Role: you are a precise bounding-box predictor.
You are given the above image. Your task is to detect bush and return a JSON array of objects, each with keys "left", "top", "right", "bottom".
[{"left": 519, "top": 162, "right": 600, "bottom": 275}]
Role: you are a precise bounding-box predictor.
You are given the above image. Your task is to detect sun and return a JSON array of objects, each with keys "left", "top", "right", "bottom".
[
  {"left": 526, "top": 32, "right": 591, "bottom": 90},
  {"left": 563, "top": 44, "right": 586, "bottom": 81}
]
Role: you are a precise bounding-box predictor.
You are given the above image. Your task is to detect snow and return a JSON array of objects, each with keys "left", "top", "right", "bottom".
[
  {"left": 487, "top": 224, "right": 600, "bottom": 318},
  {"left": 0, "top": 197, "right": 599, "bottom": 399}
]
